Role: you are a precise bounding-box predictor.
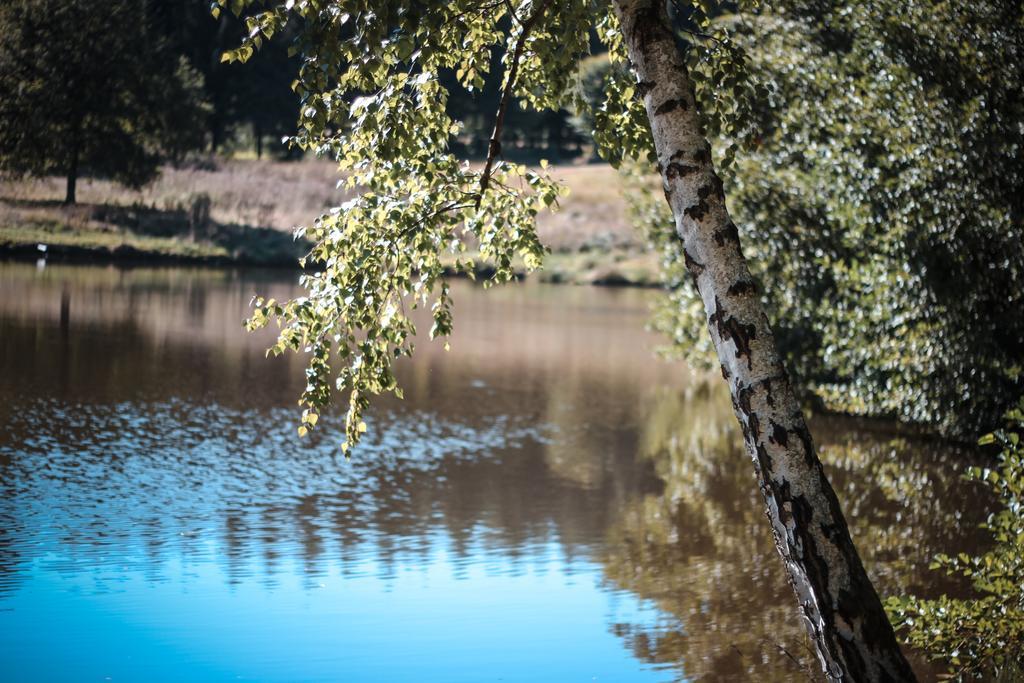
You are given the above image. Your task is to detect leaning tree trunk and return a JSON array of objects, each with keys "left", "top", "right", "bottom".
[{"left": 610, "top": 1, "right": 916, "bottom": 680}]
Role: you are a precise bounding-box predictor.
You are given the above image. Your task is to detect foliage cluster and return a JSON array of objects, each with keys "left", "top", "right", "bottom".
[
  {"left": 236, "top": 0, "right": 591, "bottom": 450},
  {"left": 886, "top": 397, "right": 1024, "bottom": 680},
  {"left": 635, "top": 0, "right": 1024, "bottom": 438}
]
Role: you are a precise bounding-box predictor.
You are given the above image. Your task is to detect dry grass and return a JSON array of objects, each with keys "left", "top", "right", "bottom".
[
  {"left": 539, "top": 164, "right": 640, "bottom": 252},
  {"left": 1, "top": 158, "right": 655, "bottom": 280},
  {"left": 0, "top": 159, "right": 346, "bottom": 232},
  {"left": 1, "top": 159, "right": 637, "bottom": 246}
]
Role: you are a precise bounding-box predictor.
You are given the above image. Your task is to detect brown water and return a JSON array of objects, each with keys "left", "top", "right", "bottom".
[{"left": 0, "top": 262, "right": 988, "bottom": 681}]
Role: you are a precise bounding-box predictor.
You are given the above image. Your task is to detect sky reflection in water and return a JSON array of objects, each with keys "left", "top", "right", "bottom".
[{"left": 0, "top": 264, "right": 681, "bottom": 682}]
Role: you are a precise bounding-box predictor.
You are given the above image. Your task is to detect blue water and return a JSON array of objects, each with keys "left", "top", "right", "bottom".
[
  {"left": 0, "top": 265, "right": 683, "bottom": 682},
  {"left": 5, "top": 546, "right": 670, "bottom": 682}
]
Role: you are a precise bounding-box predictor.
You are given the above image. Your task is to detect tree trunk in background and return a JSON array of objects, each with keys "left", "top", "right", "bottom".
[
  {"left": 610, "top": 1, "right": 916, "bottom": 680},
  {"left": 64, "top": 142, "right": 78, "bottom": 205}
]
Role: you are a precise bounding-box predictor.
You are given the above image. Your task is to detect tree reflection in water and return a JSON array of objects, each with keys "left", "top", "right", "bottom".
[{"left": 602, "top": 383, "right": 991, "bottom": 681}]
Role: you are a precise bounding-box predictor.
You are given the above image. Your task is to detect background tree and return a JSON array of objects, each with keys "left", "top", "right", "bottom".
[
  {"left": 0, "top": 0, "right": 210, "bottom": 203},
  {"left": 0, "top": 0, "right": 588, "bottom": 179}
]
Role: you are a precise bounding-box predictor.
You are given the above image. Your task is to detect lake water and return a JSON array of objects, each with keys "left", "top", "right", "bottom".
[{"left": 0, "top": 262, "right": 988, "bottom": 681}]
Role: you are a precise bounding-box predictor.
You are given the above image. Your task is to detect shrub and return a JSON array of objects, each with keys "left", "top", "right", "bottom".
[{"left": 886, "top": 397, "right": 1024, "bottom": 680}]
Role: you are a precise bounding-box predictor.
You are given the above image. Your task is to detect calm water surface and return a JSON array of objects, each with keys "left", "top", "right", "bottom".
[{"left": 0, "top": 263, "right": 988, "bottom": 681}]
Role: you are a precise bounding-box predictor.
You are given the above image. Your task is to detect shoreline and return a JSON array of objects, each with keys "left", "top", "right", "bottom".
[
  {"left": 0, "top": 237, "right": 295, "bottom": 269},
  {"left": 0, "top": 237, "right": 663, "bottom": 288}
]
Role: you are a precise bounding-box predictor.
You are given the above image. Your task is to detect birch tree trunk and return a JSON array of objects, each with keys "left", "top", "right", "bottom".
[{"left": 609, "top": 1, "right": 916, "bottom": 680}]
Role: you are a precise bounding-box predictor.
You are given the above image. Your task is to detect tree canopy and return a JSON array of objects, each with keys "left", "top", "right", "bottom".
[
  {"left": 638, "top": 0, "right": 1024, "bottom": 439},
  {"left": 239, "top": 0, "right": 590, "bottom": 449}
]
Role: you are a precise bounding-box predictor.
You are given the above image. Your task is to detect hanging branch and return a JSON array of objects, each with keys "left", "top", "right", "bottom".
[{"left": 476, "top": 0, "right": 554, "bottom": 208}]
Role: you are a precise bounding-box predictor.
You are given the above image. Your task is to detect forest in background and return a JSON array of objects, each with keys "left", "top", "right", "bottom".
[{"left": 75, "top": 0, "right": 587, "bottom": 162}]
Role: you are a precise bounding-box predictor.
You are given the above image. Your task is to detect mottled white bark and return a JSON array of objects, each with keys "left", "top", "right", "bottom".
[{"left": 609, "top": 1, "right": 916, "bottom": 680}]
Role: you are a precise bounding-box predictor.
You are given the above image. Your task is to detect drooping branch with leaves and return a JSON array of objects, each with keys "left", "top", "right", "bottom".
[
  {"left": 235, "top": 0, "right": 579, "bottom": 448},
  {"left": 227, "top": 0, "right": 914, "bottom": 678}
]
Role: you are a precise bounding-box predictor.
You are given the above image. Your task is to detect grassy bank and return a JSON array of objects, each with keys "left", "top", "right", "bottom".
[{"left": 0, "top": 159, "right": 659, "bottom": 283}]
